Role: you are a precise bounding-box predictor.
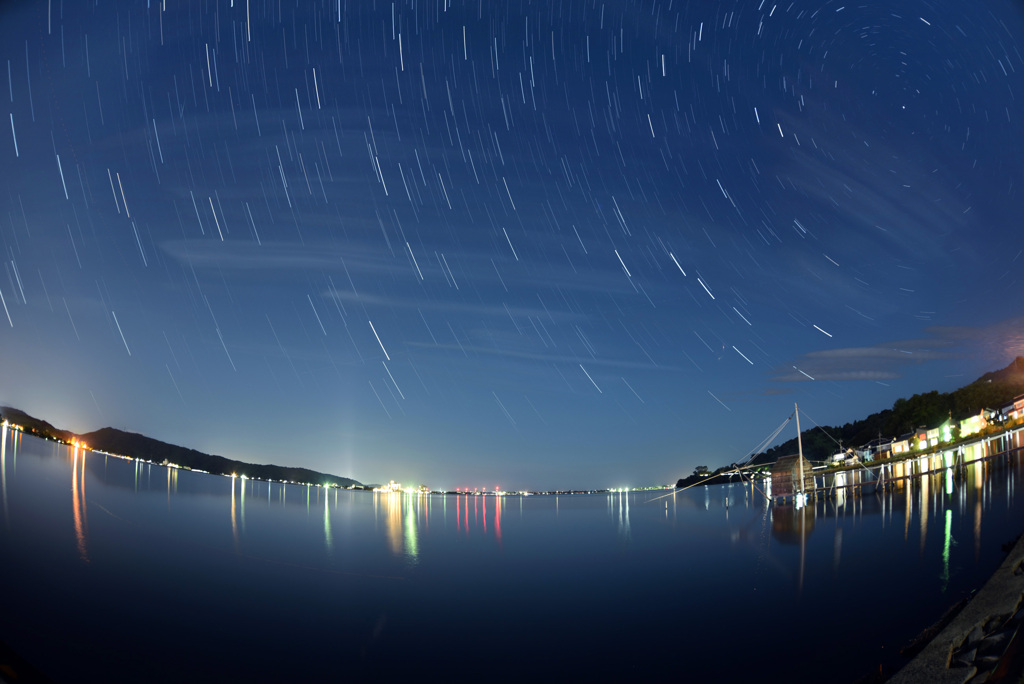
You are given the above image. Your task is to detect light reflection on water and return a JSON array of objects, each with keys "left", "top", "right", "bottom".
[
  {"left": 1, "top": 423, "right": 8, "bottom": 527},
  {"left": 368, "top": 491, "right": 510, "bottom": 562},
  {"left": 613, "top": 489, "right": 630, "bottom": 539},
  {"left": 1, "top": 429, "right": 1024, "bottom": 682},
  {"left": 70, "top": 444, "right": 87, "bottom": 563},
  {"left": 230, "top": 475, "right": 238, "bottom": 551},
  {"left": 324, "top": 484, "right": 332, "bottom": 554}
]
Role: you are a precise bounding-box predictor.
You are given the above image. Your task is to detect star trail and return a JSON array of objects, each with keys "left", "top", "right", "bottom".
[{"left": 1, "top": 0, "right": 1022, "bottom": 489}]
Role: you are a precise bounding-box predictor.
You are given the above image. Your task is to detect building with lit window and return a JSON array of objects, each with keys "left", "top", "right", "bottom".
[
  {"left": 960, "top": 409, "right": 997, "bottom": 438},
  {"left": 1000, "top": 395, "right": 1024, "bottom": 424},
  {"left": 891, "top": 435, "right": 913, "bottom": 456}
]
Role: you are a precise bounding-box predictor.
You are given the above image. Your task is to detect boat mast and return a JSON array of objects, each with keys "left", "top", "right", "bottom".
[{"left": 795, "top": 403, "right": 805, "bottom": 498}]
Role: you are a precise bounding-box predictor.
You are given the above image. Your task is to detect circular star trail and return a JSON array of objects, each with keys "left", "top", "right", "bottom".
[{"left": 1, "top": 1, "right": 1022, "bottom": 489}]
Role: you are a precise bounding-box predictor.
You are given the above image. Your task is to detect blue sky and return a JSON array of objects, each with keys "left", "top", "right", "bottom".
[{"left": 1, "top": 0, "right": 1023, "bottom": 490}]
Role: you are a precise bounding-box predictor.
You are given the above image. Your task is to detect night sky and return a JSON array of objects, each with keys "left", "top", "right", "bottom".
[{"left": 1, "top": 1, "right": 1022, "bottom": 490}]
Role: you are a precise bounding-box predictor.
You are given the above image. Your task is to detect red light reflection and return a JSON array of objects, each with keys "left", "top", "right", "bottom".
[{"left": 494, "top": 494, "right": 502, "bottom": 545}]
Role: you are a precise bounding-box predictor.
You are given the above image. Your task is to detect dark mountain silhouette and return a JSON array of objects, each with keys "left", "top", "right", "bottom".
[
  {"left": 750, "top": 356, "right": 1024, "bottom": 467},
  {"left": 78, "top": 427, "right": 362, "bottom": 488},
  {"left": 0, "top": 406, "right": 361, "bottom": 488},
  {"left": 0, "top": 406, "right": 75, "bottom": 443},
  {"left": 677, "top": 356, "right": 1024, "bottom": 488}
]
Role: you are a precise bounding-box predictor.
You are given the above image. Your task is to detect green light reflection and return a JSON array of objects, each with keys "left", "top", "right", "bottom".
[{"left": 941, "top": 508, "right": 953, "bottom": 592}]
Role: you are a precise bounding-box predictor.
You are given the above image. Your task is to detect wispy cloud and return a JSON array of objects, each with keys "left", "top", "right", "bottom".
[
  {"left": 774, "top": 333, "right": 962, "bottom": 382},
  {"left": 323, "top": 288, "right": 588, "bottom": 323},
  {"left": 407, "top": 339, "right": 681, "bottom": 373},
  {"left": 160, "top": 239, "right": 398, "bottom": 274},
  {"left": 774, "top": 318, "right": 1024, "bottom": 383}
]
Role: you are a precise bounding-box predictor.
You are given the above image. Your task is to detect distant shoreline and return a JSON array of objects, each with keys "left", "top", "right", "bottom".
[
  {"left": 0, "top": 406, "right": 364, "bottom": 491},
  {"left": 0, "top": 407, "right": 676, "bottom": 496}
]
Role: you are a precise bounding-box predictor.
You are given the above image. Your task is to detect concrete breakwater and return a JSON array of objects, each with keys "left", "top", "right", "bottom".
[{"left": 889, "top": 531, "right": 1024, "bottom": 683}]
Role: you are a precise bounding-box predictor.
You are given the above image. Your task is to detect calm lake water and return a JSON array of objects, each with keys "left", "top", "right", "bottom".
[{"left": 2, "top": 426, "right": 1024, "bottom": 682}]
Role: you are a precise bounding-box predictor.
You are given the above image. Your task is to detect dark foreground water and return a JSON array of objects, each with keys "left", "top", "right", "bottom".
[{"left": 2, "top": 426, "right": 1024, "bottom": 682}]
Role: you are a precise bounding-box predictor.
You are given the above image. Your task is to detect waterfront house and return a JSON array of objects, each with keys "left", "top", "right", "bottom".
[
  {"left": 1001, "top": 395, "right": 1024, "bottom": 424},
  {"left": 771, "top": 454, "right": 815, "bottom": 499},
  {"left": 891, "top": 435, "right": 913, "bottom": 456},
  {"left": 830, "top": 450, "right": 849, "bottom": 466},
  {"left": 861, "top": 437, "right": 893, "bottom": 461},
  {"left": 918, "top": 420, "right": 953, "bottom": 450},
  {"left": 960, "top": 409, "right": 997, "bottom": 438},
  {"left": 829, "top": 450, "right": 861, "bottom": 466}
]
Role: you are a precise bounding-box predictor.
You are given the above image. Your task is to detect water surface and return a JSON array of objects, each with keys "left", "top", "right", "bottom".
[{"left": 1, "top": 426, "right": 1023, "bottom": 681}]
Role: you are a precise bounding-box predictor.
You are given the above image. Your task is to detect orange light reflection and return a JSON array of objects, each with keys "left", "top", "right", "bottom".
[
  {"left": 1, "top": 423, "right": 8, "bottom": 527},
  {"left": 71, "top": 444, "right": 89, "bottom": 562}
]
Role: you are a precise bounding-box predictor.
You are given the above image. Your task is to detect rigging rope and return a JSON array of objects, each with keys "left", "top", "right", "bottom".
[
  {"left": 738, "top": 414, "right": 793, "bottom": 466},
  {"left": 795, "top": 407, "right": 847, "bottom": 454},
  {"left": 729, "top": 462, "right": 772, "bottom": 500},
  {"left": 662, "top": 407, "right": 845, "bottom": 506}
]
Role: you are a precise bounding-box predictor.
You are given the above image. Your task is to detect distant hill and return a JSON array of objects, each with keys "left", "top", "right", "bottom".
[
  {"left": 0, "top": 406, "right": 75, "bottom": 443},
  {"left": 0, "top": 406, "right": 361, "bottom": 488},
  {"left": 78, "top": 427, "right": 362, "bottom": 488},
  {"left": 751, "top": 356, "right": 1024, "bottom": 466}
]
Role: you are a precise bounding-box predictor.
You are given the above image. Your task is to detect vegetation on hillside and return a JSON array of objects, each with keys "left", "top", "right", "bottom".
[
  {"left": 756, "top": 357, "right": 1024, "bottom": 467},
  {"left": 676, "top": 357, "right": 1024, "bottom": 487},
  {"left": 675, "top": 464, "right": 744, "bottom": 489}
]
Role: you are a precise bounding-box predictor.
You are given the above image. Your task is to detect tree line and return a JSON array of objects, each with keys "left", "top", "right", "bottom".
[{"left": 678, "top": 356, "right": 1024, "bottom": 488}]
